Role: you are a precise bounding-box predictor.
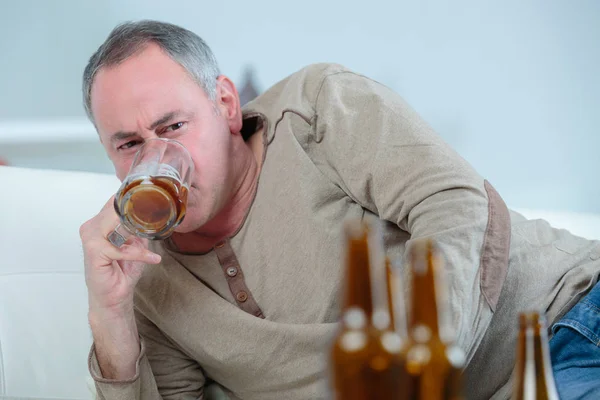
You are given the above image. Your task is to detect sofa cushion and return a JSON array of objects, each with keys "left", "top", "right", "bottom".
[{"left": 0, "top": 166, "right": 118, "bottom": 399}]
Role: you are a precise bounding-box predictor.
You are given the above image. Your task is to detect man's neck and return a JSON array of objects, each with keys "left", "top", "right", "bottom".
[{"left": 169, "top": 128, "right": 265, "bottom": 254}]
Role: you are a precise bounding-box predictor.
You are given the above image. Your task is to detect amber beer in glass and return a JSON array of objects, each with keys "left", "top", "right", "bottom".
[
  {"left": 329, "top": 220, "right": 405, "bottom": 400},
  {"left": 399, "top": 239, "right": 465, "bottom": 400},
  {"left": 114, "top": 138, "right": 193, "bottom": 240},
  {"left": 512, "top": 312, "right": 559, "bottom": 400}
]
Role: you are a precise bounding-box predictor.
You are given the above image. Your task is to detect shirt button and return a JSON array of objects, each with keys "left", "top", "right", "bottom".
[
  {"left": 226, "top": 266, "right": 238, "bottom": 277},
  {"left": 236, "top": 291, "right": 248, "bottom": 302}
]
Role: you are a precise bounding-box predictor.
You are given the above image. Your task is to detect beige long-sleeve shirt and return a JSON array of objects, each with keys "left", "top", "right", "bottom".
[{"left": 89, "top": 63, "right": 600, "bottom": 400}]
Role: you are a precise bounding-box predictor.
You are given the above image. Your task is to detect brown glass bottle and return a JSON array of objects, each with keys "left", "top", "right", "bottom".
[
  {"left": 512, "top": 312, "right": 560, "bottom": 400},
  {"left": 368, "top": 227, "right": 406, "bottom": 399},
  {"left": 386, "top": 257, "right": 397, "bottom": 332},
  {"left": 330, "top": 221, "right": 375, "bottom": 400},
  {"left": 399, "top": 239, "right": 465, "bottom": 400},
  {"left": 330, "top": 220, "right": 405, "bottom": 400}
]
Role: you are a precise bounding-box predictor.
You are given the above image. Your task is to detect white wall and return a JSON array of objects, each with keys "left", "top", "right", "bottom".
[{"left": 1, "top": 0, "right": 599, "bottom": 212}]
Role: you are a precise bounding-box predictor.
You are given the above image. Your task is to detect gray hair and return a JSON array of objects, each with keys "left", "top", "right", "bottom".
[{"left": 82, "top": 20, "right": 220, "bottom": 122}]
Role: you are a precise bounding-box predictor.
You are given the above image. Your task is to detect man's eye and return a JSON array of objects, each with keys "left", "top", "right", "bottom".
[
  {"left": 118, "top": 141, "right": 139, "bottom": 150},
  {"left": 164, "top": 122, "right": 185, "bottom": 132}
]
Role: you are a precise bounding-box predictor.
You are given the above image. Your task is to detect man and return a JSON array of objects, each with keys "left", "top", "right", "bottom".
[{"left": 80, "top": 20, "right": 600, "bottom": 400}]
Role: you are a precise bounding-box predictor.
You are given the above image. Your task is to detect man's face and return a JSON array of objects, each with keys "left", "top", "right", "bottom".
[{"left": 90, "top": 43, "right": 239, "bottom": 232}]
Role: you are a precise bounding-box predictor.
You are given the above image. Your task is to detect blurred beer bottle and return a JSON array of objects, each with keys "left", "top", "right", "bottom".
[
  {"left": 399, "top": 239, "right": 465, "bottom": 400},
  {"left": 369, "top": 224, "right": 406, "bottom": 399},
  {"left": 512, "top": 312, "right": 559, "bottom": 400},
  {"left": 330, "top": 220, "right": 374, "bottom": 400},
  {"left": 386, "top": 257, "right": 398, "bottom": 332},
  {"left": 329, "top": 220, "right": 405, "bottom": 399}
]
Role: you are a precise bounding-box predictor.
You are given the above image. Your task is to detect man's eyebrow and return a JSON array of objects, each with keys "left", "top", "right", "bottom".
[
  {"left": 149, "top": 111, "right": 181, "bottom": 131},
  {"left": 109, "top": 111, "right": 183, "bottom": 144},
  {"left": 110, "top": 130, "right": 137, "bottom": 144}
]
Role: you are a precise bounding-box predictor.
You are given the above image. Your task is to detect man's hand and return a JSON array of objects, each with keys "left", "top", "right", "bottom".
[{"left": 80, "top": 196, "right": 162, "bottom": 379}]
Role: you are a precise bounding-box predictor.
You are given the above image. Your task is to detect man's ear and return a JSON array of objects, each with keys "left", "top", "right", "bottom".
[{"left": 215, "top": 75, "right": 243, "bottom": 134}]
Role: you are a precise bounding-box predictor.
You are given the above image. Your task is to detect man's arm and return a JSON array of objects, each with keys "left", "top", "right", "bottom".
[
  {"left": 81, "top": 196, "right": 206, "bottom": 399},
  {"left": 89, "top": 309, "right": 205, "bottom": 400},
  {"left": 304, "top": 67, "right": 511, "bottom": 361}
]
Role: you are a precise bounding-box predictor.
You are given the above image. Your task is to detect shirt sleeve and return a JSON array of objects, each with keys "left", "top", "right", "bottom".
[
  {"left": 88, "top": 309, "right": 206, "bottom": 399},
  {"left": 303, "top": 68, "right": 511, "bottom": 359}
]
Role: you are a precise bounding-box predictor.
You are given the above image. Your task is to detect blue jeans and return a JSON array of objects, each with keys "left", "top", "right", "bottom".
[{"left": 550, "top": 280, "right": 600, "bottom": 400}]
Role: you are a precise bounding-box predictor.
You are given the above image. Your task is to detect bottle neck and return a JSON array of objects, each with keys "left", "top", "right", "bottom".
[
  {"left": 409, "top": 265, "right": 440, "bottom": 337},
  {"left": 385, "top": 258, "right": 396, "bottom": 331},
  {"left": 408, "top": 243, "right": 443, "bottom": 338},
  {"left": 514, "top": 313, "right": 559, "bottom": 399},
  {"left": 342, "top": 233, "right": 374, "bottom": 320},
  {"left": 532, "top": 320, "right": 560, "bottom": 398}
]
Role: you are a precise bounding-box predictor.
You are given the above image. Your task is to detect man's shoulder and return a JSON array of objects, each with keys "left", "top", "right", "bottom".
[
  {"left": 258, "top": 63, "right": 354, "bottom": 100},
  {"left": 288, "top": 62, "right": 352, "bottom": 82},
  {"left": 244, "top": 63, "right": 359, "bottom": 120},
  {"left": 279, "top": 63, "right": 362, "bottom": 95}
]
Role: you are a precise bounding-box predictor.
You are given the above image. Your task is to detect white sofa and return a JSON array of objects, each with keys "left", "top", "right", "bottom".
[
  {"left": 0, "top": 166, "right": 119, "bottom": 400},
  {"left": 1, "top": 165, "right": 600, "bottom": 399}
]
